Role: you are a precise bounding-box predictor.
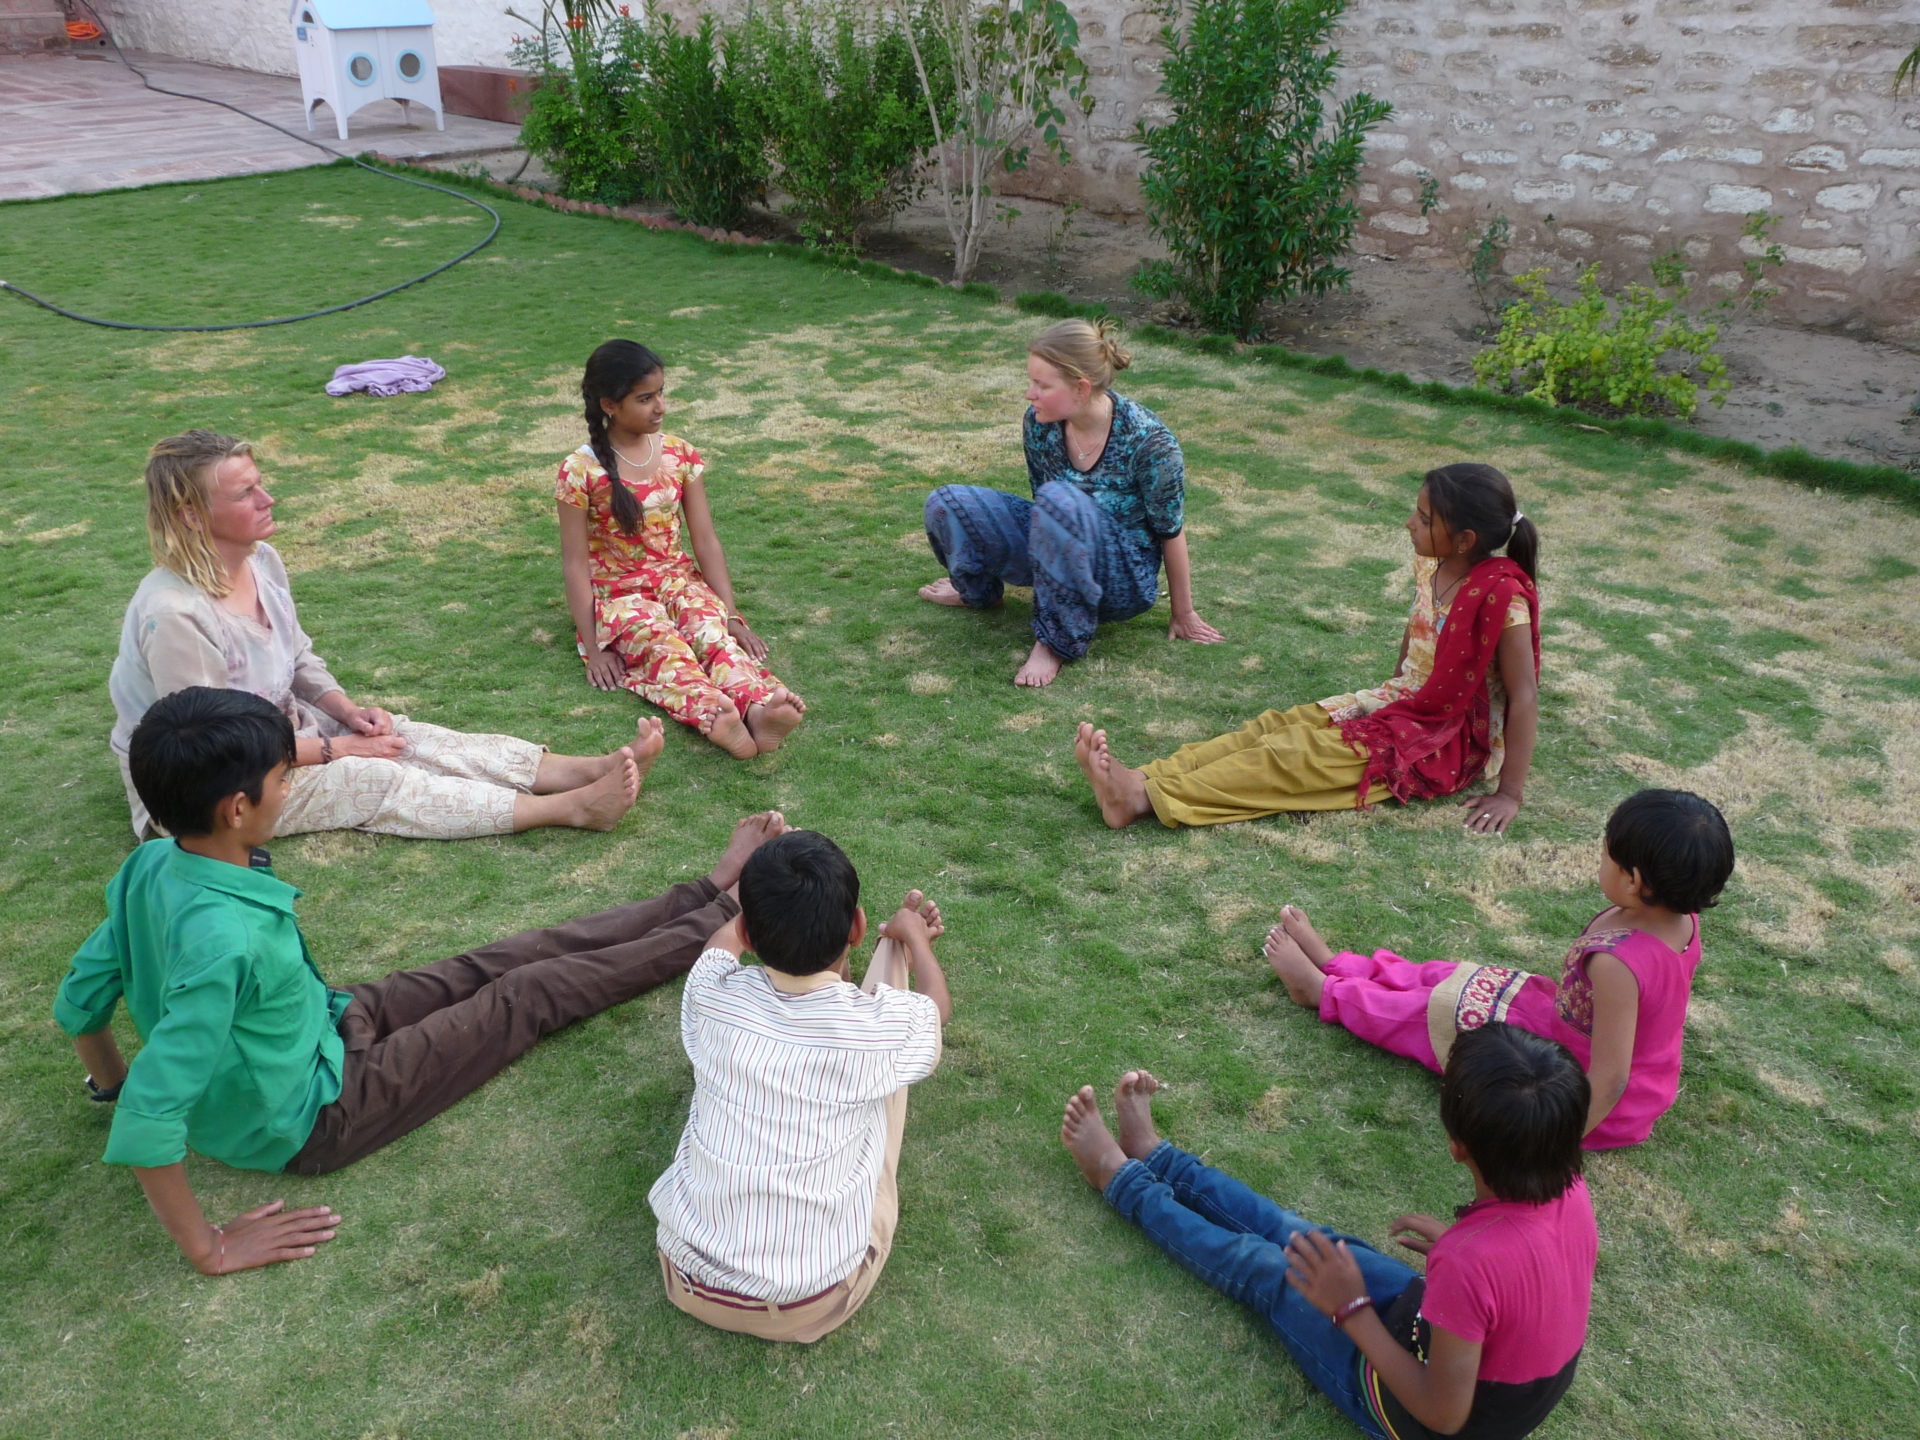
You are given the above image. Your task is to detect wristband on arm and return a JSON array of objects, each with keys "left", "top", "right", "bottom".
[
  {"left": 84, "top": 1073, "right": 123, "bottom": 1104},
  {"left": 1331, "top": 1295, "right": 1373, "bottom": 1328}
]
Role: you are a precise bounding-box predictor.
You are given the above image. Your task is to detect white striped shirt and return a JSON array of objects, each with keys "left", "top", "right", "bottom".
[{"left": 649, "top": 948, "right": 943, "bottom": 1302}]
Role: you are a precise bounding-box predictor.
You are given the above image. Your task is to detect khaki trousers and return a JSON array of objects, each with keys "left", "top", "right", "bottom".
[
  {"left": 276, "top": 716, "right": 542, "bottom": 840},
  {"left": 1139, "top": 703, "right": 1390, "bottom": 828},
  {"left": 658, "top": 940, "right": 913, "bottom": 1344}
]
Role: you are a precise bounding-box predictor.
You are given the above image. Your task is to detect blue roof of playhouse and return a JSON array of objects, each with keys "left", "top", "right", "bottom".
[{"left": 292, "top": 1, "right": 436, "bottom": 28}]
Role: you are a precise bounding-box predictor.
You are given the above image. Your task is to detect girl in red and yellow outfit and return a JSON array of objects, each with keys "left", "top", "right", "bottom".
[{"left": 557, "top": 341, "right": 805, "bottom": 760}]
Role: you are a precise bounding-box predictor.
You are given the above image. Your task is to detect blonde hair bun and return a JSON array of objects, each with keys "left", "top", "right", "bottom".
[{"left": 1029, "top": 317, "right": 1130, "bottom": 393}]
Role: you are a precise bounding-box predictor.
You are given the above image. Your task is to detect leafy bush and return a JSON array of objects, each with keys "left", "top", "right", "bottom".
[
  {"left": 1472, "top": 266, "right": 1731, "bottom": 419},
  {"left": 510, "top": 9, "right": 653, "bottom": 205},
  {"left": 739, "top": 0, "right": 943, "bottom": 256},
  {"left": 625, "top": 8, "right": 765, "bottom": 230},
  {"left": 1132, "top": 0, "right": 1390, "bottom": 338}
]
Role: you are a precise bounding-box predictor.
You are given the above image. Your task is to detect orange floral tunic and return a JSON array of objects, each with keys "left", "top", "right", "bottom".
[{"left": 556, "top": 438, "right": 779, "bottom": 734}]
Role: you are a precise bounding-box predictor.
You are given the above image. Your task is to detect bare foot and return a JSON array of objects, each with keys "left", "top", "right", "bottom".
[
  {"left": 707, "top": 710, "right": 759, "bottom": 761},
  {"left": 917, "top": 577, "right": 973, "bottom": 607},
  {"left": 573, "top": 748, "right": 640, "bottom": 831},
  {"left": 1074, "top": 723, "right": 1153, "bottom": 828},
  {"left": 1014, "top": 641, "right": 1065, "bottom": 688},
  {"left": 1114, "top": 1070, "right": 1163, "bottom": 1161},
  {"left": 708, "top": 810, "right": 789, "bottom": 891},
  {"left": 531, "top": 717, "right": 660, "bottom": 794},
  {"left": 1277, "top": 904, "right": 1334, "bottom": 969},
  {"left": 745, "top": 687, "right": 807, "bottom": 755},
  {"left": 1061, "top": 1086, "right": 1127, "bottom": 1192},
  {"left": 631, "top": 717, "right": 665, "bottom": 782},
  {"left": 1264, "top": 926, "right": 1326, "bottom": 1008}
]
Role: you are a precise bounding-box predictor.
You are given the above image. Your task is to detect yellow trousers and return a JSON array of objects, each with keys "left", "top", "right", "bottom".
[{"left": 1139, "top": 703, "right": 1389, "bottom": 828}]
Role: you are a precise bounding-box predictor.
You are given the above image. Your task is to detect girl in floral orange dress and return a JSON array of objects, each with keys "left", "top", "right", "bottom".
[{"left": 557, "top": 340, "right": 805, "bottom": 759}]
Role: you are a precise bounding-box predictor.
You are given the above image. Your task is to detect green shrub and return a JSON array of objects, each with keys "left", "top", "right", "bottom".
[
  {"left": 738, "top": 0, "right": 943, "bottom": 257},
  {"left": 1472, "top": 266, "right": 1731, "bottom": 419},
  {"left": 510, "top": 13, "right": 653, "bottom": 205},
  {"left": 626, "top": 8, "right": 765, "bottom": 230},
  {"left": 1132, "top": 0, "right": 1390, "bottom": 339}
]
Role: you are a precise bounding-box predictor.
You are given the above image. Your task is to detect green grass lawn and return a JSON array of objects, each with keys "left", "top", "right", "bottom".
[{"left": 3, "top": 164, "right": 1917, "bottom": 1440}]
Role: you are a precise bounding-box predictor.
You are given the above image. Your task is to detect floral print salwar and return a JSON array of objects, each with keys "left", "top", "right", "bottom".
[{"left": 556, "top": 439, "right": 779, "bottom": 735}]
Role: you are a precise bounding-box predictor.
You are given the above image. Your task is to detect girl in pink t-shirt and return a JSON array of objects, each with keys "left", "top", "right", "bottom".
[{"left": 1264, "top": 789, "right": 1734, "bottom": 1148}]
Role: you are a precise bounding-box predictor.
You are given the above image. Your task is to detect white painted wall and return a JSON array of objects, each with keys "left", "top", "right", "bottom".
[{"left": 92, "top": 0, "right": 526, "bottom": 76}]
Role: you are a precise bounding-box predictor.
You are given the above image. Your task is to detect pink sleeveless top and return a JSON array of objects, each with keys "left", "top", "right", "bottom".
[{"left": 1549, "top": 914, "right": 1703, "bottom": 1149}]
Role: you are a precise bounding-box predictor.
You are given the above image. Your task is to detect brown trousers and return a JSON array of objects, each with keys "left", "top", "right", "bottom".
[{"left": 286, "top": 879, "right": 736, "bottom": 1175}]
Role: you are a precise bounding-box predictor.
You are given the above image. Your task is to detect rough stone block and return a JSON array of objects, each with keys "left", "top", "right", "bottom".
[
  {"left": 1598, "top": 128, "right": 1657, "bottom": 152},
  {"left": 1861, "top": 148, "right": 1920, "bottom": 166},
  {"left": 1816, "top": 182, "right": 1881, "bottom": 211},
  {"left": 1462, "top": 148, "right": 1519, "bottom": 164},
  {"left": 1559, "top": 227, "right": 1594, "bottom": 248},
  {"left": 1599, "top": 43, "right": 1661, "bottom": 66},
  {"left": 1561, "top": 152, "right": 1612, "bottom": 171},
  {"left": 1620, "top": 233, "right": 1654, "bottom": 249},
  {"left": 1536, "top": 95, "right": 1575, "bottom": 109},
  {"left": 1657, "top": 146, "right": 1763, "bottom": 165},
  {"left": 1372, "top": 211, "right": 1431, "bottom": 235},
  {"left": 1584, "top": 99, "right": 1624, "bottom": 115},
  {"left": 1786, "top": 145, "right": 1848, "bottom": 172},
  {"left": 1645, "top": 196, "right": 1674, "bottom": 214},
  {"left": 1899, "top": 187, "right": 1920, "bottom": 206},
  {"left": 1835, "top": 112, "right": 1872, "bottom": 134},
  {"left": 1513, "top": 178, "right": 1576, "bottom": 202},
  {"left": 1781, "top": 243, "right": 1867, "bottom": 274},
  {"left": 1701, "top": 114, "right": 1740, "bottom": 135},
  {"left": 1592, "top": 181, "right": 1642, "bottom": 203},
  {"left": 1797, "top": 24, "right": 1920, "bottom": 59},
  {"left": 1120, "top": 9, "right": 1160, "bottom": 44},
  {"left": 1553, "top": 121, "right": 1582, "bottom": 139},
  {"left": 1516, "top": 67, "right": 1567, "bottom": 86},
  {"left": 1391, "top": 47, "right": 1432, "bottom": 74},
  {"left": 1704, "top": 183, "right": 1772, "bottom": 212},
  {"left": 1488, "top": 23, "right": 1562, "bottom": 40},
  {"left": 1762, "top": 107, "right": 1815, "bottom": 133},
  {"left": 1367, "top": 131, "right": 1412, "bottom": 151},
  {"left": 1451, "top": 173, "right": 1490, "bottom": 190},
  {"left": 1753, "top": 68, "right": 1820, "bottom": 96},
  {"left": 1444, "top": 51, "right": 1496, "bottom": 74}
]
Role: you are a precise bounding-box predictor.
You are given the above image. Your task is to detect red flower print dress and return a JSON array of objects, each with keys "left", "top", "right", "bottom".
[{"left": 556, "top": 438, "right": 779, "bottom": 734}]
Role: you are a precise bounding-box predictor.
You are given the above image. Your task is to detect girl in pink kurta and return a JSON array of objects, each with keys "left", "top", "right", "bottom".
[
  {"left": 557, "top": 340, "right": 806, "bottom": 760},
  {"left": 1263, "top": 789, "right": 1734, "bottom": 1149}
]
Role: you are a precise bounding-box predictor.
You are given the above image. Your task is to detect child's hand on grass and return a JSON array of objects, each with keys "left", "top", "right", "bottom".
[
  {"left": 882, "top": 891, "right": 943, "bottom": 946},
  {"left": 199, "top": 1199, "right": 340, "bottom": 1276},
  {"left": 1283, "top": 1228, "right": 1369, "bottom": 1320},
  {"left": 585, "top": 648, "right": 628, "bottom": 691},
  {"left": 1389, "top": 1213, "right": 1448, "bottom": 1256}
]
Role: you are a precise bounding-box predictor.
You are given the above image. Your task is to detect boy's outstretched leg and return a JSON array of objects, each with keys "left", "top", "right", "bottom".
[
  {"left": 1061, "top": 1086, "right": 1128, "bottom": 1191},
  {"left": 1114, "top": 1070, "right": 1162, "bottom": 1160}
]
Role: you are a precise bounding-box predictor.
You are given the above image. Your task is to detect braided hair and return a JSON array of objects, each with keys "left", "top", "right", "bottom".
[
  {"left": 581, "top": 339, "right": 665, "bottom": 538},
  {"left": 1424, "top": 461, "right": 1539, "bottom": 583}
]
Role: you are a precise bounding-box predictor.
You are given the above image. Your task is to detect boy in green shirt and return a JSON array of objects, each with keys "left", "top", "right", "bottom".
[{"left": 57, "top": 685, "right": 786, "bottom": 1275}]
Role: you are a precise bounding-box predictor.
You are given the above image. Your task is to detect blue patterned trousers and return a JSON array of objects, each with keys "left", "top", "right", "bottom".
[{"left": 923, "top": 482, "right": 1161, "bottom": 660}]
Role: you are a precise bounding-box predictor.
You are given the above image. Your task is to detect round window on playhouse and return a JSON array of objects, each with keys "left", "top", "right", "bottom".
[
  {"left": 397, "top": 50, "right": 424, "bottom": 81},
  {"left": 348, "top": 54, "right": 375, "bottom": 85}
]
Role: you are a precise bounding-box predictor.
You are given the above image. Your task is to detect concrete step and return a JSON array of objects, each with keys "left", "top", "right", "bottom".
[{"left": 0, "top": 9, "right": 68, "bottom": 55}]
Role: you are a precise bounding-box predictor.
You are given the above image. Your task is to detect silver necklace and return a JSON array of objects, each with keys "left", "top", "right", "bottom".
[
  {"left": 1069, "top": 398, "right": 1113, "bottom": 466},
  {"left": 610, "top": 433, "right": 660, "bottom": 471}
]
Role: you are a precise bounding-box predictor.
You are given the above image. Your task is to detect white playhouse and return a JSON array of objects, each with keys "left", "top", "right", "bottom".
[{"left": 290, "top": 0, "right": 445, "bottom": 140}]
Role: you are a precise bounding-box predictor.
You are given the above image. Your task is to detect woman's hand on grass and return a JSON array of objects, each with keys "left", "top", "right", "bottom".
[
  {"left": 1460, "top": 790, "right": 1521, "bottom": 835},
  {"left": 1283, "top": 1228, "right": 1369, "bottom": 1319},
  {"left": 585, "top": 647, "right": 628, "bottom": 691},
  {"left": 197, "top": 1199, "right": 341, "bottom": 1276},
  {"left": 1389, "top": 1213, "right": 1448, "bottom": 1256},
  {"left": 728, "top": 617, "right": 768, "bottom": 662},
  {"left": 1168, "top": 609, "right": 1225, "bottom": 644}
]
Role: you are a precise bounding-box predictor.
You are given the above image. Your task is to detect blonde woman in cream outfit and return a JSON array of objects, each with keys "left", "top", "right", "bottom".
[{"left": 108, "top": 431, "right": 657, "bottom": 841}]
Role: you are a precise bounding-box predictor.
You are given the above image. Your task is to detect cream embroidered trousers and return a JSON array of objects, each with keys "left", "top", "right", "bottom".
[{"left": 275, "top": 716, "right": 543, "bottom": 840}]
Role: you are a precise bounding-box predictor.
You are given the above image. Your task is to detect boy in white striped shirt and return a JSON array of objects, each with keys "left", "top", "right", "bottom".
[{"left": 650, "top": 829, "right": 951, "bottom": 1343}]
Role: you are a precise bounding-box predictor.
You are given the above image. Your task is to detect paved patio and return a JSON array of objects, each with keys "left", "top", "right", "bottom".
[{"left": 0, "top": 50, "right": 522, "bottom": 202}]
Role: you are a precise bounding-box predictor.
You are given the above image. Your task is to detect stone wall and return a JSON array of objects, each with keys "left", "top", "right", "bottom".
[
  {"left": 1019, "top": 0, "right": 1920, "bottom": 338},
  {"left": 92, "top": 0, "right": 522, "bottom": 76}
]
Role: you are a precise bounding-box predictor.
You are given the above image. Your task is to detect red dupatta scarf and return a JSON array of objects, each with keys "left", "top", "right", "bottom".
[{"left": 1339, "top": 557, "right": 1539, "bottom": 807}]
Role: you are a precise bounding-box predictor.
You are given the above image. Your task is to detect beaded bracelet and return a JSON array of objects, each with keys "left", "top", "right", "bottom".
[{"left": 1331, "top": 1295, "right": 1373, "bottom": 1328}]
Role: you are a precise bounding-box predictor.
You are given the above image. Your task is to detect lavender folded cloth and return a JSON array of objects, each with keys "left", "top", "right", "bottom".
[{"left": 325, "top": 355, "right": 447, "bottom": 397}]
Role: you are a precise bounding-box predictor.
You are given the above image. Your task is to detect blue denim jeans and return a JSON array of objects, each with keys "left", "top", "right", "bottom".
[
  {"left": 923, "top": 481, "right": 1160, "bottom": 660},
  {"left": 1104, "top": 1143, "right": 1417, "bottom": 1438}
]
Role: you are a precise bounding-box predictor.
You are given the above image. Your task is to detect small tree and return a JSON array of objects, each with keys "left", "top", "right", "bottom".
[
  {"left": 899, "top": 0, "right": 1091, "bottom": 285},
  {"left": 1132, "top": 0, "right": 1390, "bottom": 338}
]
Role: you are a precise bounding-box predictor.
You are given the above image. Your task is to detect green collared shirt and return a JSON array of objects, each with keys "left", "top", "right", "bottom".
[{"left": 54, "top": 839, "right": 348, "bottom": 1172}]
